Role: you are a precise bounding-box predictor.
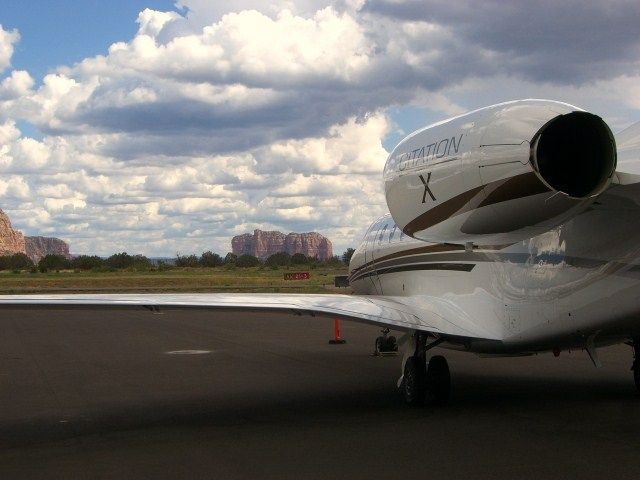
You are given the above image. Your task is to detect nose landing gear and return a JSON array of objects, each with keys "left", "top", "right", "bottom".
[{"left": 374, "top": 328, "right": 398, "bottom": 356}]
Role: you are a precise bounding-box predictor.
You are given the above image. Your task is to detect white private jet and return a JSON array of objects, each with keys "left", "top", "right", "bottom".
[{"left": 3, "top": 99, "right": 639, "bottom": 406}]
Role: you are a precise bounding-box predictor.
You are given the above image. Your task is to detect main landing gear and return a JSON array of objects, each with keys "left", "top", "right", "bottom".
[
  {"left": 632, "top": 337, "right": 640, "bottom": 393},
  {"left": 401, "top": 332, "right": 450, "bottom": 406}
]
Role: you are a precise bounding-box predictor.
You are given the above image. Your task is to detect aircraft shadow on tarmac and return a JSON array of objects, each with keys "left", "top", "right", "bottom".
[{"left": 2, "top": 373, "right": 637, "bottom": 449}]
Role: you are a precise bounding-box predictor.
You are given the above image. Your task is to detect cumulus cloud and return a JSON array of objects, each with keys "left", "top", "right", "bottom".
[
  {"left": 172, "top": 0, "right": 362, "bottom": 30},
  {"left": 137, "top": 8, "right": 182, "bottom": 37},
  {"left": 0, "top": 111, "right": 389, "bottom": 255},
  {"left": 14, "top": 6, "right": 379, "bottom": 149},
  {"left": 255, "top": 113, "right": 389, "bottom": 174},
  {"left": 365, "top": 0, "right": 640, "bottom": 84},
  {"left": 0, "top": 70, "right": 34, "bottom": 100},
  {"left": 0, "top": 25, "right": 19, "bottom": 73},
  {"left": 1, "top": 5, "right": 499, "bottom": 146},
  {"left": 7, "top": 2, "right": 638, "bottom": 145},
  {"left": 0, "top": 120, "right": 20, "bottom": 145}
]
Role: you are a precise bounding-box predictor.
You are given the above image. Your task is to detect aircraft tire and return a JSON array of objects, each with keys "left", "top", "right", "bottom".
[
  {"left": 375, "top": 336, "right": 397, "bottom": 354},
  {"left": 374, "top": 337, "right": 383, "bottom": 355},
  {"left": 426, "top": 355, "right": 451, "bottom": 405},
  {"left": 402, "top": 356, "right": 427, "bottom": 406}
]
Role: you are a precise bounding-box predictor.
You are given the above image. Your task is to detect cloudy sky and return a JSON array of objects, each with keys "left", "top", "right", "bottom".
[{"left": 0, "top": 0, "right": 639, "bottom": 257}]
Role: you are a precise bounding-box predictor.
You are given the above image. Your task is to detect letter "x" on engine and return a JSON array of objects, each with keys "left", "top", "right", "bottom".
[{"left": 419, "top": 173, "right": 436, "bottom": 203}]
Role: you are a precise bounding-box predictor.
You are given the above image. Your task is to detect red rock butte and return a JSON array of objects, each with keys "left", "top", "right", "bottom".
[
  {"left": 0, "top": 209, "right": 26, "bottom": 256},
  {"left": 0, "top": 209, "right": 71, "bottom": 263},
  {"left": 232, "top": 229, "right": 333, "bottom": 260},
  {"left": 25, "top": 236, "right": 71, "bottom": 264}
]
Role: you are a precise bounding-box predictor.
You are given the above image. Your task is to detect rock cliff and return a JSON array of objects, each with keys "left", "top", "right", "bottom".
[
  {"left": 25, "top": 236, "right": 71, "bottom": 263},
  {"left": 232, "top": 230, "right": 333, "bottom": 260},
  {"left": 0, "top": 209, "right": 26, "bottom": 256}
]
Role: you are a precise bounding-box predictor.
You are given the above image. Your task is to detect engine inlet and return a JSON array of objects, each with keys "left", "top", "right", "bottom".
[{"left": 531, "top": 112, "right": 616, "bottom": 198}]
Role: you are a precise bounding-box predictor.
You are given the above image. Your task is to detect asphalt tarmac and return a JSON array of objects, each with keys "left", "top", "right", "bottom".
[{"left": 1, "top": 308, "right": 639, "bottom": 479}]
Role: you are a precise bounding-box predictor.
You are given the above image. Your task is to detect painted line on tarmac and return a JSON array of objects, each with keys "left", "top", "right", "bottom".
[{"left": 165, "top": 349, "right": 212, "bottom": 355}]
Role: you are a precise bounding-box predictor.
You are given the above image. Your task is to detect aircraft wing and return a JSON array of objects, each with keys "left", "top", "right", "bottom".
[{"left": 0, "top": 293, "right": 501, "bottom": 341}]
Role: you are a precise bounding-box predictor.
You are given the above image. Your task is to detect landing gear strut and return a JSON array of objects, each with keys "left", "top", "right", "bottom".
[
  {"left": 401, "top": 332, "right": 450, "bottom": 406},
  {"left": 632, "top": 337, "right": 640, "bottom": 393}
]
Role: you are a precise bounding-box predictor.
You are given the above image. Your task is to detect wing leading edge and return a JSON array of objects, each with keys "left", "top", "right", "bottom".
[{"left": 0, "top": 293, "right": 500, "bottom": 341}]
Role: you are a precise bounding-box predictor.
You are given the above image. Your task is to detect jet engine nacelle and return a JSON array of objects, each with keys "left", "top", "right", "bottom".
[{"left": 384, "top": 100, "right": 617, "bottom": 245}]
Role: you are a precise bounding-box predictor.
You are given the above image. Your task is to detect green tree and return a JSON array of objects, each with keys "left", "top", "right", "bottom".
[
  {"left": 224, "top": 252, "right": 238, "bottom": 265},
  {"left": 131, "top": 254, "right": 152, "bottom": 270},
  {"left": 265, "top": 251, "right": 290, "bottom": 267},
  {"left": 105, "top": 252, "right": 135, "bottom": 269},
  {"left": 71, "top": 255, "right": 104, "bottom": 270},
  {"left": 0, "top": 253, "right": 33, "bottom": 271},
  {"left": 342, "top": 248, "right": 355, "bottom": 265},
  {"left": 155, "top": 259, "right": 171, "bottom": 271},
  {"left": 38, "top": 254, "right": 70, "bottom": 272},
  {"left": 200, "top": 251, "right": 223, "bottom": 267},
  {"left": 323, "top": 255, "right": 344, "bottom": 268},
  {"left": 175, "top": 254, "right": 199, "bottom": 267},
  {"left": 290, "top": 253, "right": 308, "bottom": 265},
  {"left": 236, "top": 254, "right": 260, "bottom": 267}
]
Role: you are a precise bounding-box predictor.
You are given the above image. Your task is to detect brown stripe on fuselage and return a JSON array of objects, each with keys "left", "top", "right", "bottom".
[
  {"left": 353, "top": 262, "right": 476, "bottom": 281},
  {"left": 349, "top": 242, "right": 512, "bottom": 279},
  {"left": 348, "top": 244, "right": 467, "bottom": 278},
  {"left": 348, "top": 244, "right": 511, "bottom": 283},
  {"left": 403, "top": 172, "right": 550, "bottom": 236}
]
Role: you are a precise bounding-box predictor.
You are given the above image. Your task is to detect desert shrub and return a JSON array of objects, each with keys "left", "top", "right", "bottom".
[
  {"left": 105, "top": 252, "right": 135, "bottom": 269},
  {"left": 71, "top": 255, "right": 104, "bottom": 270},
  {"left": 323, "top": 255, "right": 344, "bottom": 268},
  {"left": 236, "top": 254, "right": 260, "bottom": 268},
  {"left": 131, "top": 255, "right": 152, "bottom": 271},
  {"left": 200, "top": 251, "right": 223, "bottom": 267},
  {"left": 175, "top": 254, "right": 199, "bottom": 267},
  {"left": 290, "top": 253, "right": 309, "bottom": 265},
  {"left": 0, "top": 253, "right": 34, "bottom": 271},
  {"left": 38, "top": 254, "right": 71, "bottom": 272},
  {"left": 265, "top": 252, "right": 290, "bottom": 267}
]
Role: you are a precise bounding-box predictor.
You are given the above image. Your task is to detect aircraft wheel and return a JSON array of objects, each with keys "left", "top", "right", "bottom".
[
  {"left": 402, "top": 356, "right": 427, "bottom": 406},
  {"left": 375, "top": 335, "right": 398, "bottom": 355},
  {"left": 386, "top": 335, "right": 398, "bottom": 352},
  {"left": 426, "top": 355, "right": 451, "bottom": 405},
  {"left": 374, "top": 337, "right": 383, "bottom": 355},
  {"left": 633, "top": 338, "right": 640, "bottom": 394}
]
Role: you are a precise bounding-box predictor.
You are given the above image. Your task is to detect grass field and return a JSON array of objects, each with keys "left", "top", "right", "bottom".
[{"left": 0, "top": 267, "right": 351, "bottom": 294}]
